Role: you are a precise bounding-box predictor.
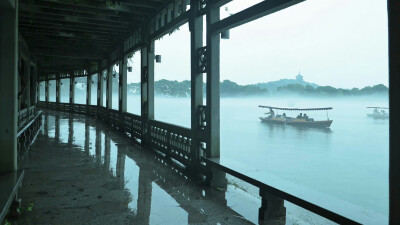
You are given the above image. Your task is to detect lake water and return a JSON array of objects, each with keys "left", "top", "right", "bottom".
[{"left": 68, "top": 93, "right": 389, "bottom": 223}]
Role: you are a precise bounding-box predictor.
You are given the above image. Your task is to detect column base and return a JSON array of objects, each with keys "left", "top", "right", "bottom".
[{"left": 259, "top": 189, "right": 286, "bottom": 225}]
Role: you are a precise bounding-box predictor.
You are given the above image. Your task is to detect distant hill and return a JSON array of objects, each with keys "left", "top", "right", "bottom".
[
  {"left": 255, "top": 73, "right": 318, "bottom": 91},
  {"left": 127, "top": 79, "right": 268, "bottom": 97},
  {"left": 126, "top": 78, "right": 387, "bottom": 97}
]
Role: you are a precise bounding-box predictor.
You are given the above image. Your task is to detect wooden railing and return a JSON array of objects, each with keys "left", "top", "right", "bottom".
[
  {"left": 36, "top": 101, "right": 363, "bottom": 224},
  {"left": 37, "top": 102, "right": 195, "bottom": 168},
  {"left": 18, "top": 106, "right": 36, "bottom": 130},
  {"left": 148, "top": 119, "right": 192, "bottom": 167},
  {"left": 17, "top": 108, "right": 42, "bottom": 164}
]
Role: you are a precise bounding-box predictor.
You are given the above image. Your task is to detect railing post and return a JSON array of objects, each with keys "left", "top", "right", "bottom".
[
  {"left": 190, "top": 0, "right": 204, "bottom": 172},
  {"left": 0, "top": 0, "right": 18, "bottom": 172},
  {"left": 141, "top": 27, "right": 155, "bottom": 145},
  {"left": 259, "top": 189, "right": 286, "bottom": 224}
]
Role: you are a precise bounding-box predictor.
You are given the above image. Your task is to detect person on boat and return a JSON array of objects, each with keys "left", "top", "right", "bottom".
[
  {"left": 297, "top": 113, "right": 303, "bottom": 119},
  {"left": 265, "top": 108, "right": 275, "bottom": 118},
  {"left": 304, "top": 113, "right": 309, "bottom": 120}
]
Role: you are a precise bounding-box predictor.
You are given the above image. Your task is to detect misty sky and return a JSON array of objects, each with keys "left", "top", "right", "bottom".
[{"left": 127, "top": 0, "right": 388, "bottom": 89}]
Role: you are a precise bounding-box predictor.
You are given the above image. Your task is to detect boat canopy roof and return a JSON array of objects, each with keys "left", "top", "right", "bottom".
[
  {"left": 367, "top": 107, "right": 389, "bottom": 109},
  {"left": 259, "top": 105, "right": 333, "bottom": 111}
]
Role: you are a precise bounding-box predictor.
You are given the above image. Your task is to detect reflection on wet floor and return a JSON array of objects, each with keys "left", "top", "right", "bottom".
[{"left": 14, "top": 110, "right": 255, "bottom": 225}]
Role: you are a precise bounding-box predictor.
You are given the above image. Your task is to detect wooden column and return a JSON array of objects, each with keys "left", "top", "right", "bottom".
[
  {"left": 36, "top": 79, "right": 40, "bottom": 103},
  {"left": 141, "top": 31, "right": 155, "bottom": 143},
  {"left": 56, "top": 73, "right": 61, "bottom": 104},
  {"left": 45, "top": 79, "right": 49, "bottom": 103},
  {"left": 106, "top": 63, "right": 113, "bottom": 109},
  {"left": 97, "top": 62, "right": 104, "bottom": 107},
  {"left": 69, "top": 71, "right": 75, "bottom": 104},
  {"left": 190, "top": 0, "right": 204, "bottom": 171},
  {"left": 206, "top": 3, "right": 220, "bottom": 159},
  {"left": 119, "top": 55, "right": 128, "bottom": 113},
  {"left": 0, "top": 0, "right": 18, "bottom": 172},
  {"left": 206, "top": 2, "right": 226, "bottom": 189},
  {"left": 87, "top": 72, "right": 92, "bottom": 106},
  {"left": 23, "top": 58, "right": 31, "bottom": 108},
  {"left": 31, "top": 64, "right": 37, "bottom": 105},
  {"left": 389, "top": 1, "right": 400, "bottom": 224}
]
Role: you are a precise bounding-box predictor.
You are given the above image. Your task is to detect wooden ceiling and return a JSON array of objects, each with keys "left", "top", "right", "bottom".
[{"left": 19, "top": 0, "right": 168, "bottom": 75}]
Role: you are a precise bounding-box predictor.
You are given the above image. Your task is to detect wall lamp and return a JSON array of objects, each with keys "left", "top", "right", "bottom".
[
  {"left": 221, "top": 30, "right": 230, "bottom": 39},
  {"left": 128, "top": 66, "right": 132, "bottom": 72},
  {"left": 155, "top": 55, "right": 162, "bottom": 63}
]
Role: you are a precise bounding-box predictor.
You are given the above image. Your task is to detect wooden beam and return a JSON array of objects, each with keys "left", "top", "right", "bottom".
[
  {"left": 20, "top": 0, "right": 156, "bottom": 15},
  {"left": 19, "top": 14, "right": 130, "bottom": 29},
  {"left": 210, "top": 0, "right": 304, "bottom": 34},
  {"left": 31, "top": 48, "right": 105, "bottom": 60},
  {"left": 19, "top": 23, "right": 129, "bottom": 35}
]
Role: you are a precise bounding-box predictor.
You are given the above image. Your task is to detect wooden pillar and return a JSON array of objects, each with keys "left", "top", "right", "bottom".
[
  {"left": 389, "top": 1, "right": 400, "bottom": 224},
  {"left": 190, "top": 0, "right": 204, "bottom": 171},
  {"left": 97, "top": 62, "right": 104, "bottom": 107},
  {"left": 87, "top": 72, "right": 92, "bottom": 106},
  {"left": 23, "top": 58, "right": 31, "bottom": 108},
  {"left": 56, "top": 73, "right": 61, "bottom": 104},
  {"left": 36, "top": 79, "right": 40, "bottom": 103},
  {"left": 206, "top": 2, "right": 226, "bottom": 189},
  {"left": 206, "top": 3, "right": 220, "bottom": 158},
  {"left": 31, "top": 64, "right": 37, "bottom": 105},
  {"left": 119, "top": 55, "right": 128, "bottom": 113},
  {"left": 69, "top": 71, "right": 75, "bottom": 104},
  {"left": 45, "top": 79, "right": 49, "bottom": 103},
  {"left": 106, "top": 63, "right": 113, "bottom": 109},
  {"left": 0, "top": 0, "right": 18, "bottom": 172},
  {"left": 141, "top": 36, "right": 155, "bottom": 144}
]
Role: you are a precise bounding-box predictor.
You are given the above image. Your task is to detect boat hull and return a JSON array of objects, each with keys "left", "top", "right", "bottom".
[
  {"left": 367, "top": 114, "right": 389, "bottom": 119},
  {"left": 260, "top": 117, "right": 333, "bottom": 128}
]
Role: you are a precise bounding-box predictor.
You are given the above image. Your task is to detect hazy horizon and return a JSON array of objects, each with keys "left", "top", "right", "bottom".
[{"left": 126, "top": 0, "right": 388, "bottom": 89}]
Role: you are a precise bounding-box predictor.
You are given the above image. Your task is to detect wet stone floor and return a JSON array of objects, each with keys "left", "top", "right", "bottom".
[{"left": 11, "top": 110, "right": 255, "bottom": 225}]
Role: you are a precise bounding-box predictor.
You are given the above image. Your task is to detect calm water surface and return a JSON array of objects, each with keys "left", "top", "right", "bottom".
[{"left": 73, "top": 93, "right": 389, "bottom": 223}]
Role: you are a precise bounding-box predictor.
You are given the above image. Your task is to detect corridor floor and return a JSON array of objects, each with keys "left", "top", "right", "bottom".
[{"left": 11, "top": 110, "right": 254, "bottom": 225}]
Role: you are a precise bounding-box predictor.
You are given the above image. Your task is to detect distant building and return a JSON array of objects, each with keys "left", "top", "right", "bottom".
[{"left": 296, "top": 73, "right": 304, "bottom": 82}]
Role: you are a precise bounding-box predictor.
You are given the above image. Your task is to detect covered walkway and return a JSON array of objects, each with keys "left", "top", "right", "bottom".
[{"left": 0, "top": 0, "right": 399, "bottom": 224}]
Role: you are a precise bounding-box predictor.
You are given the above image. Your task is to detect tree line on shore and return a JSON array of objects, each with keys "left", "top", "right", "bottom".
[{"left": 124, "top": 79, "right": 388, "bottom": 97}]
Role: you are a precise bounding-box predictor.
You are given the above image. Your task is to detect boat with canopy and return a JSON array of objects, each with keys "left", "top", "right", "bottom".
[
  {"left": 367, "top": 107, "right": 389, "bottom": 119},
  {"left": 259, "top": 105, "right": 333, "bottom": 128}
]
